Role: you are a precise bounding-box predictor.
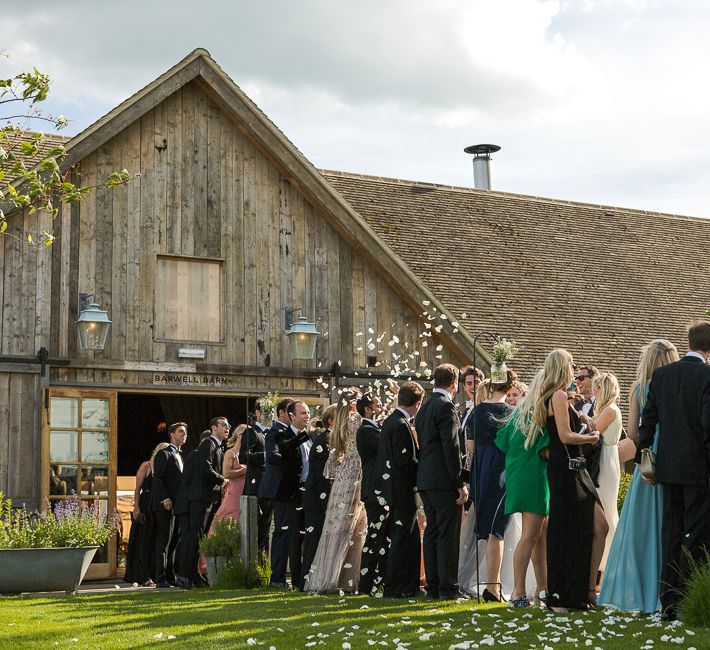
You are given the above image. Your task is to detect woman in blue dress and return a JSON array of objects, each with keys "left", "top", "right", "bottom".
[
  {"left": 464, "top": 372, "right": 515, "bottom": 602},
  {"left": 598, "top": 339, "right": 679, "bottom": 613}
]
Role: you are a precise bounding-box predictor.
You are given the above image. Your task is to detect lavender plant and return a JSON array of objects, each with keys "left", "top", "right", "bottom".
[{"left": 0, "top": 491, "right": 115, "bottom": 549}]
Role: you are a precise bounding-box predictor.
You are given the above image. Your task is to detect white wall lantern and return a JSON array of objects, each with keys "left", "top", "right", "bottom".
[
  {"left": 77, "top": 303, "right": 112, "bottom": 351},
  {"left": 286, "top": 312, "right": 319, "bottom": 360}
]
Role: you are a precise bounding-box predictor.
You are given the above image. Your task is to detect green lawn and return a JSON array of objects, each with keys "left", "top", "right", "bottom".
[{"left": 0, "top": 589, "right": 707, "bottom": 649}]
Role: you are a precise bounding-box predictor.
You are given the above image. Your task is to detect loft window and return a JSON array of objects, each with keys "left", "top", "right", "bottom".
[{"left": 154, "top": 255, "right": 224, "bottom": 343}]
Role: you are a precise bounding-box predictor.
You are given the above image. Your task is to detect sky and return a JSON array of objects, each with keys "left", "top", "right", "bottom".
[{"left": 3, "top": 0, "right": 710, "bottom": 218}]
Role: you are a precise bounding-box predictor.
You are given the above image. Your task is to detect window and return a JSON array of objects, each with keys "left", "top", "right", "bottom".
[{"left": 154, "top": 255, "right": 224, "bottom": 343}]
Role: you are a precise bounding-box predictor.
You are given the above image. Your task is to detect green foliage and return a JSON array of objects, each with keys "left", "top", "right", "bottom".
[
  {"left": 258, "top": 391, "right": 281, "bottom": 425},
  {"left": 0, "top": 491, "right": 115, "bottom": 549},
  {"left": 199, "top": 518, "right": 271, "bottom": 588},
  {"left": 492, "top": 338, "right": 519, "bottom": 362},
  {"left": 681, "top": 550, "right": 710, "bottom": 627},
  {"left": 198, "top": 517, "right": 240, "bottom": 560},
  {"left": 216, "top": 552, "right": 271, "bottom": 590},
  {"left": 617, "top": 470, "right": 633, "bottom": 513}
]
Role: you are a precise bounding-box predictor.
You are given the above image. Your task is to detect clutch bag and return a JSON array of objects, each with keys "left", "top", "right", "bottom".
[{"left": 639, "top": 448, "right": 656, "bottom": 479}]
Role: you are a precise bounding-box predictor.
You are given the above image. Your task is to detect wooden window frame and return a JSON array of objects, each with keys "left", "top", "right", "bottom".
[{"left": 42, "top": 388, "right": 118, "bottom": 578}]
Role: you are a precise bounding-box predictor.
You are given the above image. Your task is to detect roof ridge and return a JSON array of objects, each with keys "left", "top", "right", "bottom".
[{"left": 320, "top": 168, "right": 709, "bottom": 224}]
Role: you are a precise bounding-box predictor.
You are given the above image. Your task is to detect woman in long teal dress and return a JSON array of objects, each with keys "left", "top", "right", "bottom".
[
  {"left": 598, "top": 339, "right": 679, "bottom": 613},
  {"left": 495, "top": 369, "right": 550, "bottom": 608}
]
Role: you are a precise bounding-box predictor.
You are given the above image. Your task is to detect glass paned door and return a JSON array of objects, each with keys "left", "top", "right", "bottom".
[{"left": 43, "top": 390, "right": 117, "bottom": 579}]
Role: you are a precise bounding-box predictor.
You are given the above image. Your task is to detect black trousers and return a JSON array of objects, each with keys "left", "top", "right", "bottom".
[
  {"left": 359, "top": 499, "right": 390, "bottom": 594},
  {"left": 257, "top": 497, "right": 273, "bottom": 557},
  {"left": 270, "top": 494, "right": 306, "bottom": 589},
  {"left": 420, "top": 489, "right": 459, "bottom": 597},
  {"left": 383, "top": 504, "right": 421, "bottom": 597},
  {"left": 179, "top": 500, "right": 213, "bottom": 583},
  {"left": 153, "top": 509, "right": 180, "bottom": 582},
  {"left": 660, "top": 482, "right": 710, "bottom": 614}
]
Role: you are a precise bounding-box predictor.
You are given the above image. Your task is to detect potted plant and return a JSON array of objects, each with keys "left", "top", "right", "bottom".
[
  {"left": 491, "top": 338, "right": 519, "bottom": 384},
  {"left": 199, "top": 518, "right": 240, "bottom": 586},
  {"left": 0, "top": 492, "right": 115, "bottom": 595}
]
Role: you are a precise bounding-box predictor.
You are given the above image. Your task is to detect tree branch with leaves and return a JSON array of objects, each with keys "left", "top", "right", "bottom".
[{"left": 0, "top": 60, "right": 134, "bottom": 247}]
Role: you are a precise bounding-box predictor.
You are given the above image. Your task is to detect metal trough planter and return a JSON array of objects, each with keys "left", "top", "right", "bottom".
[{"left": 0, "top": 546, "right": 98, "bottom": 595}]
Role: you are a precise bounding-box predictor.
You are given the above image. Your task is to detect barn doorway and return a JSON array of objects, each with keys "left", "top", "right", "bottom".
[{"left": 115, "top": 391, "right": 250, "bottom": 576}]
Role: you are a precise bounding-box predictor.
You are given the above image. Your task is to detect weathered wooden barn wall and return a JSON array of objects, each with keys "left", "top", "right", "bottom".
[
  {"left": 0, "top": 370, "right": 40, "bottom": 503},
  {"left": 0, "top": 78, "right": 463, "bottom": 503},
  {"left": 45, "top": 79, "right": 460, "bottom": 385}
]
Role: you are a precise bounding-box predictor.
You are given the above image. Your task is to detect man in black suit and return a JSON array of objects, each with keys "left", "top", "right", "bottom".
[
  {"left": 416, "top": 363, "right": 468, "bottom": 600},
  {"left": 151, "top": 422, "right": 187, "bottom": 588},
  {"left": 259, "top": 398, "right": 314, "bottom": 589},
  {"left": 302, "top": 404, "right": 336, "bottom": 580},
  {"left": 239, "top": 400, "right": 273, "bottom": 556},
  {"left": 176, "top": 417, "right": 229, "bottom": 589},
  {"left": 637, "top": 321, "right": 710, "bottom": 619},
  {"left": 174, "top": 429, "right": 210, "bottom": 579},
  {"left": 374, "top": 381, "right": 425, "bottom": 598},
  {"left": 356, "top": 393, "right": 387, "bottom": 595}
]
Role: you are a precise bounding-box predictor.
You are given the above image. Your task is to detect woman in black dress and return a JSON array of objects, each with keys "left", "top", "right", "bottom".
[
  {"left": 124, "top": 442, "right": 169, "bottom": 586},
  {"left": 464, "top": 372, "right": 515, "bottom": 601},
  {"left": 523, "top": 349, "right": 607, "bottom": 611}
]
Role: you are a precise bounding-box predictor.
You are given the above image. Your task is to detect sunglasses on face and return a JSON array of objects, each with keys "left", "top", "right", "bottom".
[{"left": 575, "top": 375, "right": 590, "bottom": 382}]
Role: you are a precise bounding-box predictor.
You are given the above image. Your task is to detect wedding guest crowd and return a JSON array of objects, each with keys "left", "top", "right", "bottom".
[{"left": 124, "top": 322, "right": 710, "bottom": 622}]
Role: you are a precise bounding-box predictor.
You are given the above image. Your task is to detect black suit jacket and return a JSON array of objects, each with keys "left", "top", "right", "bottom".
[
  {"left": 258, "top": 422, "right": 309, "bottom": 502},
  {"left": 304, "top": 429, "right": 332, "bottom": 513},
  {"left": 238, "top": 425, "right": 267, "bottom": 497},
  {"left": 188, "top": 436, "right": 225, "bottom": 504},
  {"left": 374, "top": 410, "right": 419, "bottom": 508},
  {"left": 174, "top": 449, "right": 198, "bottom": 515},
  {"left": 637, "top": 355, "right": 710, "bottom": 485},
  {"left": 416, "top": 392, "right": 464, "bottom": 491},
  {"left": 356, "top": 419, "right": 381, "bottom": 503},
  {"left": 151, "top": 446, "right": 183, "bottom": 510}
]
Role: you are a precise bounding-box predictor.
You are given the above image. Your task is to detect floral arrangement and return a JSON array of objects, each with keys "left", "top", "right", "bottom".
[
  {"left": 492, "top": 338, "right": 519, "bottom": 363},
  {"left": 0, "top": 492, "right": 116, "bottom": 549},
  {"left": 258, "top": 392, "right": 280, "bottom": 425}
]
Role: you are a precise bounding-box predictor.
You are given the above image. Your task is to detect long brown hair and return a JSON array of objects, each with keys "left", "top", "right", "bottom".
[{"left": 331, "top": 391, "right": 359, "bottom": 457}]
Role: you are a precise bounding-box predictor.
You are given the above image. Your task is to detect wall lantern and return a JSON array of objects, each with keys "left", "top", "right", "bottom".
[
  {"left": 285, "top": 307, "right": 319, "bottom": 360},
  {"left": 77, "top": 300, "right": 112, "bottom": 351}
]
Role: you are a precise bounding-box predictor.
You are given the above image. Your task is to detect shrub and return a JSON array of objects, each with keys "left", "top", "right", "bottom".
[
  {"left": 617, "top": 471, "right": 633, "bottom": 513},
  {"left": 680, "top": 550, "right": 710, "bottom": 627},
  {"left": 199, "top": 518, "right": 240, "bottom": 560},
  {"left": 199, "top": 518, "right": 270, "bottom": 588},
  {"left": 0, "top": 492, "right": 115, "bottom": 549},
  {"left": 217, "top": 552, "right": 271, "bottom": 590}
]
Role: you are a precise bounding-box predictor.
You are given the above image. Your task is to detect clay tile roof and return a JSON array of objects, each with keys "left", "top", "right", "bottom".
[
  {"left": 321, "top": 169, "right": 710, "bottom": 396},
  {"left": 2, "top": 129, "right": 71, "bottom": 186}
]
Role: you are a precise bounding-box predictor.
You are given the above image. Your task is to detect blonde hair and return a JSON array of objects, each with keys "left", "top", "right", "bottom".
[
  {"left": 507, "top": 370, "right": 544, "bottom": 449},
  {"left": 331, "top": 391, "right": 359, "bottom": 457},
  {"left": 592, "top": 372, "right": 620, "bottom": 415},
  {"left": 226, "top": 424, "right": 247, "bottom": 449},
  {"left": 321, "top": 404, "right": 337, "bottom": 428},
  {"left": 519, "top": 348, "right": 574, "bottom": 444},
  {"left": 151, "top": 442, "right": 170, "bottom": 460},
  {"left": 636, "top": 339, "right": 679, "bottom": 409}
]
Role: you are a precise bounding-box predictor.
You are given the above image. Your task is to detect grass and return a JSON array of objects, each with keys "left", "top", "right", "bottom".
[{"left": 0, "top": 588, "right": 708, "bottom": 649}]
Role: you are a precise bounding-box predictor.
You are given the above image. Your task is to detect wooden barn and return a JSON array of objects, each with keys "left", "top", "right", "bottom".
[
  {"left": 2, "top": 48, "right": 708, "bottom": 578},
  {"left": 0, "top": 49, "right": 473, "bottom": 577}
]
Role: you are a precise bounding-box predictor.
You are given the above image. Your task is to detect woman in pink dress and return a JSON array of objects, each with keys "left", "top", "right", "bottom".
[{"left": 210, "top": 424, "right": 247, "bottom": 526}]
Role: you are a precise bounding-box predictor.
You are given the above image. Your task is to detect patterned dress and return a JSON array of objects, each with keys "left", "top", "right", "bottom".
[{"left": 305, "top": 414, "right": 367, "bottom": 593}]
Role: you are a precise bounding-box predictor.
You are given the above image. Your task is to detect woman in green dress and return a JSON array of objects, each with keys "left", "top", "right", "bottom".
[{"left": 495, "top": 370, "right": 550, "bottom": 608}]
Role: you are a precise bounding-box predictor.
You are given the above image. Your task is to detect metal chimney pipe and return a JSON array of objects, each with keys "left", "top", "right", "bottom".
[{"left": 464, "top": 144, "right": 501, "bottom": 190}]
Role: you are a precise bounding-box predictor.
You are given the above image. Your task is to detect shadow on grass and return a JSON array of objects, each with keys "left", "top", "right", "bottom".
[{"left": 2, "top": 589, "right": 472, "bottom": 648}]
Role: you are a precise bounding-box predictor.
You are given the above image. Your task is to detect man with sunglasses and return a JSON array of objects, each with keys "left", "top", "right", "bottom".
[
  {"left": 176, "top": 416, "right": 229, "bottom": 589},
  {"left": 574, "top": 365, "right": 599, "bottom": 417}
]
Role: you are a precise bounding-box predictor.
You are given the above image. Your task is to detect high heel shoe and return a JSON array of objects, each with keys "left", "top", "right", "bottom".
[
  {"left": 533, "top": 590, "right": 546, "bottom": 607},
  {"left": 587, "top": 590, "right": 598, "bottom": 607},
  {"left": 482, "top": 588, "right": 502, "bottom": 603}
]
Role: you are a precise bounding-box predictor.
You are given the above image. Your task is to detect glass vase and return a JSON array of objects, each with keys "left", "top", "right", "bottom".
[{"left": 490, "top": 361, "right": 508, "bottom": 384}]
